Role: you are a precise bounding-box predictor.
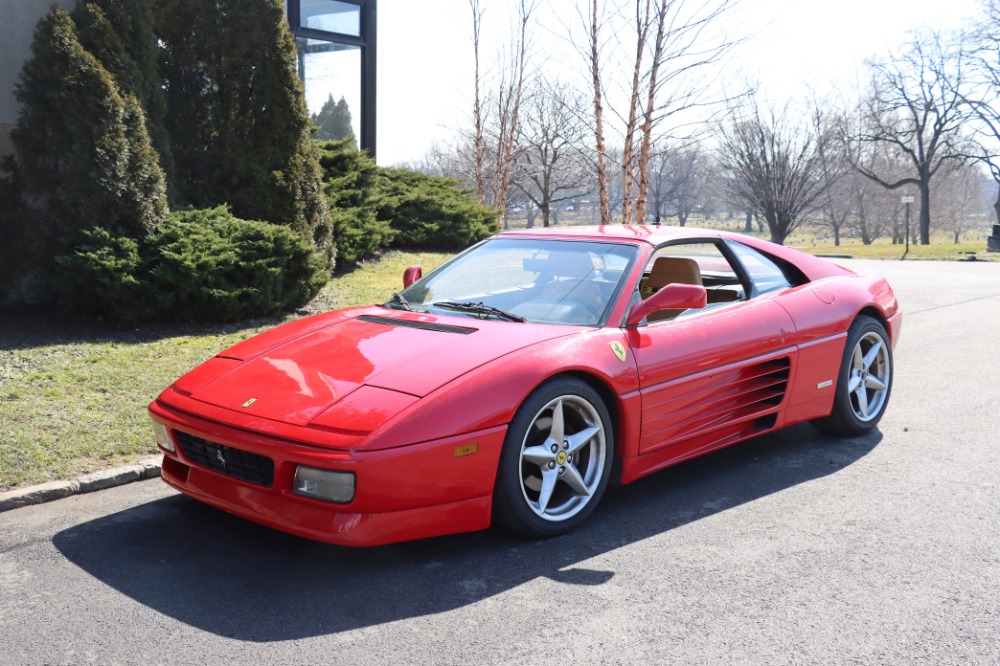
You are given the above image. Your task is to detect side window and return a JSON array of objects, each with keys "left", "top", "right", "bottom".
[
  {"left": 728, "top": 242, "right": 792, "bottom": 294},
  {"left": 636, "top": 241, "right": 745, "bottom": 323}
]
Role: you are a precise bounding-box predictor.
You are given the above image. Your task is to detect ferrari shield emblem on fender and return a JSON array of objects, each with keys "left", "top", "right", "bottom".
[
  {"left": 610, "top": 341, "right": 627, "bottom": 362},
  {"left": 241, "top": 397, "right": 257, "bottom": 408}
]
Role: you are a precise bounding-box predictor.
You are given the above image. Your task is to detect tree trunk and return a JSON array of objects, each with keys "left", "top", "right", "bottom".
[
  {"left": 744, "top": 211, "right": 753, "bottom": 233},
  {"left": 769, "top": 213, "right": 787, "bottom": 244},
  {"left": 620, "top": 1, "right": 649, "bottom": 226},
  {"left": 993, "top": 185, "right": 1000, "bottom": 226},
  {"left": 469, "top": 0, "right": 486, "bottom": 205},
  {"left": 919, "top": 179, "right": 931, "bottom": 245},
  {"left": 635, "top": 1, "right": 668, "bottom": 225},
  {"left": 540, "top": 203, "right": 550, "bottom": 227},
  {"left": 589, "top": 0, "right": 610, "bottom": 225},
  {"left": 834, "top": 226, "right": 840, "bottom": 246}
]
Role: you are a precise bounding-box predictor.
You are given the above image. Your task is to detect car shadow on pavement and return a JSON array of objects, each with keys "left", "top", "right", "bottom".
[{"left": 53, "top": 424, "right": 880, "bottom": 642}]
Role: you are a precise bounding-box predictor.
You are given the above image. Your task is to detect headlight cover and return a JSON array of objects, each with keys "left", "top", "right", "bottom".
[
  {"left": 294, "top": 466, "right": 355, "bottom": 504},
  {"left": 151, "top": 419, "right": 175, "bottom": 452}
]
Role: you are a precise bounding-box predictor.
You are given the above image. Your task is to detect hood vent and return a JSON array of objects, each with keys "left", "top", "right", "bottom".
[{"left": 358, "top": 314, "right": 477, "bottom": 335}]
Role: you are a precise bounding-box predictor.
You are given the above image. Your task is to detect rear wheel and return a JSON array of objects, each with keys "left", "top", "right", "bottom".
[
  {"left": 493, "top": 377, "right": 614, "bottom": 536},
  {"left": 814, "top": 315, "right": 893, "bottom": 436}
]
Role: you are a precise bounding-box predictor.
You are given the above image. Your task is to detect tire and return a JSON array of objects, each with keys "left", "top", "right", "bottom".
[
  {"left": 814, "top": 315, "right": 893, "bottom": 436},
  {"left": 493, "top": 377, "right": 615, "bottom": 537}
]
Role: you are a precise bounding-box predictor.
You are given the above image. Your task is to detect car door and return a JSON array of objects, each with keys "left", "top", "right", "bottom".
[{"left": 624, "top": 240, "right": 798, "bottom": 460}]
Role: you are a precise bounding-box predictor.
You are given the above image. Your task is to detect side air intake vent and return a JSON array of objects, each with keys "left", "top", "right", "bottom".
[{"left": 640, "top": 357, "right": 792, "bottom": 453}]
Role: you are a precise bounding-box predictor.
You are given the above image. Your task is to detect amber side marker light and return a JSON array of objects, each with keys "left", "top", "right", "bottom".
[
  {"left": 294, "top": 466, "right": 356, "bottom": 503},
  {"left": 453, "top": 442, "right": 478, "bottom": 458}
]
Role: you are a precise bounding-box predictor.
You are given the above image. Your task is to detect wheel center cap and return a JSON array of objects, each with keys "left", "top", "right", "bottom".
[{"left": 556, "top": 451, "right": 568, "bottom": 465}]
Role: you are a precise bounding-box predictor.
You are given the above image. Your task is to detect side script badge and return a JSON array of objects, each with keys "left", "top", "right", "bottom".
[
  {"left": 241, "top": 398, "right": 258, "bottom": 408},
  {"left": 610, "top": 341, "right": 627, "bottom": 363}
]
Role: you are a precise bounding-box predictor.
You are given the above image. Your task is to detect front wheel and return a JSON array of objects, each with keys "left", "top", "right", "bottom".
[
  {"left": 814, "top": 315, "right": 893, "bottom": 436},
  {"left": 493, "top": 377, "right": 614, "bottom": 537}
]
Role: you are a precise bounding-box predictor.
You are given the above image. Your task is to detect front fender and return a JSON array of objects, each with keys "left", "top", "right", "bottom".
[{"left": 364, "top": 328, "right": 641, "bottom": 452}]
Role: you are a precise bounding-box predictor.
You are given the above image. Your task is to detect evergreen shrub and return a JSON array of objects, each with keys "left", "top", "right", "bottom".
[
  {"left": 155, "top": 0, "right": 332, "bottom": 264},
  {"left": 1, "top": 8, "right": 168, "bottom": 292},
  {"left": 316, "top": 139, "right": 395, "bottom": 266},
  {"left": 56, "top": 207, "right": 328, "bottom": 324},
  {"left": 378, "top": 168, "right": 496, "bottom": 250},
  {"left": 150, "top": 207, "right": 328, "bottom": 321}
]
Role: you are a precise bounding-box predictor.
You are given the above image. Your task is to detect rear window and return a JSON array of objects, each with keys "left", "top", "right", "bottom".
[{"left": 728, "top": 242, "right": 793, "bottom": 294}]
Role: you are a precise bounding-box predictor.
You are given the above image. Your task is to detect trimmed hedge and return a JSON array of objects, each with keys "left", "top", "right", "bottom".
[
  {"left": 378, "top": 168, "right": 496, "bottom": 251},
  {"left": 57, "top": 207, "right": 328, "bottom": 324},
  {"left": 316, "top": 139, "right": 395, "bottom": 265}
]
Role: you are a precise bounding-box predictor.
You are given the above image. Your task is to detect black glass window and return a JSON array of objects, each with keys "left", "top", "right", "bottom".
[
  {"left": 288, "top": 0, "right": 375, "bottom": 156},
  {"left": 299, "top": 0, "right": 360, "bottom": 36}
]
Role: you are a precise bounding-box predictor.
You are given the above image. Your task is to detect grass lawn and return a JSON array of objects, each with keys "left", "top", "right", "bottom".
[
  {"left": 780, "top": 230, "right": 998, "bottom": 262},
  {"left": 0, "top": 250, "right": 451, "bottom": 492}
]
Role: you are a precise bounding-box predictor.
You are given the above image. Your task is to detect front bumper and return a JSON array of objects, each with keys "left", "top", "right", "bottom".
[{"left": 149, "top": 400, "right": 506, "bottom": 547}]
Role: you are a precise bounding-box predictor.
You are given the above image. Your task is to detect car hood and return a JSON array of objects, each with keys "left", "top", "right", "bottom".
[{"left": 171, "top": 307, "right": 576, "bottom": 428}]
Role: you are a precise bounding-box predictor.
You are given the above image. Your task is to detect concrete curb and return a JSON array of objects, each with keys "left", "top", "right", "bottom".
[{"left": 0, "top": 457, "right": 162, "bottom": 513}]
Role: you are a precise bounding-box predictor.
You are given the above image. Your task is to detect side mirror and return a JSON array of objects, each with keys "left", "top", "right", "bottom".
[
  {"left": 626, "top": 283, "right": 707, "bottom": 326},
  {"left": 403, "top": 266, "right": 422, "bottom": 288}
]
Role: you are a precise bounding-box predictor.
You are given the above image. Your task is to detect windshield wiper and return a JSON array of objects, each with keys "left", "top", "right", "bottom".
[
  {"left": 433, "top": 301, "right": 526, "bottom": 322},
  {"left": 385, "top": 292, "right": 411, "bottom": 311}
]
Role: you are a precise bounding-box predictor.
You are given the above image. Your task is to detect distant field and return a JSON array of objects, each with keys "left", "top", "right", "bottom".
[{"left": 501, "top": 213, "right": 999, "bottom": 261}]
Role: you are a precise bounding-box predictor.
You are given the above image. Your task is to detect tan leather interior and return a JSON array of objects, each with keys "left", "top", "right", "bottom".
[
  {"left": 640, "top": 257, "right": 703, "bottom": 297},
  {"left": 636, "top": 257, "right": 704, "bottom": 322}
]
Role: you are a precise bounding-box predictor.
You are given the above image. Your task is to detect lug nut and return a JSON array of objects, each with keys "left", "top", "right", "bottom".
[{"left": 547, "top": 461, "right": 555, "bottom": 470}]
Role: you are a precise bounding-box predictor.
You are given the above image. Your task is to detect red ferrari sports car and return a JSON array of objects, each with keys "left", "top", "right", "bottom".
[{"left": 149, "top": 225, "right": 900, "bottom": 546}]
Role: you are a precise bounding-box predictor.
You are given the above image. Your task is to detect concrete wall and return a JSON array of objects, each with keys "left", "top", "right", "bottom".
[{"left": 0, "top": 0, "right": 75, "bottom": 157}]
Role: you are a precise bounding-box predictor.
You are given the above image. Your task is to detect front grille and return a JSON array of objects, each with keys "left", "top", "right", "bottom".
[{"left": 174, "top": 431, "right": 274, "bottom": 488}]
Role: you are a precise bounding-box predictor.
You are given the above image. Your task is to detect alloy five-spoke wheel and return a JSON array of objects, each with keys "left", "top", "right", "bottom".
[
  {"left": 847, "top": 330, "right": 891, "bottom": 422},
  {"left": 814, "top": 315, "right": 893, "bottom": 436},
  {"left": 493, "top": 378, "right": 614, "bottom": 536}
]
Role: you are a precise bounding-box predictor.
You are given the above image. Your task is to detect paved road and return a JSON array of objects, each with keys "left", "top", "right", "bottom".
[{"left": 2, "top": 260, "right": 998, "bottom": 665}]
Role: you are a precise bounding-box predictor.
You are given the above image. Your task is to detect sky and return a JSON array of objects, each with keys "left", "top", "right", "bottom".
[{"left": 374, "top": 0, "right": 984, "bottom": 166}]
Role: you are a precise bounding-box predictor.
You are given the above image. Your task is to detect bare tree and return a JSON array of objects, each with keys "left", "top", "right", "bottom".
[
  {"left": 511, "top": 80, "right": 591, "bottom": 227},
  {"left": 932, "top": 162, "right": 994, "bottom": 242},
  {"left": 810, "top": 108, "right": 854, "bottom": 245},
  {"left": 648, "top": 141, "right": 709, "bottom": 226},
  {"left": 717, "top": 98, "right": 834, "bottom": 245},
  {"left": 960, "top": 0, "right": 1000, "bottom": 225},
  {"left": 847, "top": 30, "right": 974, "bottom": 244},
  {"left": 573, "top": 0, "right": 740, "bottom": 224},
  {"left": 467, "top": 0, "right": 537, "bottom": 227},
  {"left": 469, "top": 0, "right": 486, "bottom": 204},
  {"left": 851, "top": 178, "right": 902, "bottom": 245},
  {"left": 582, "top": 0, "right": 612, "bottom": 224}
]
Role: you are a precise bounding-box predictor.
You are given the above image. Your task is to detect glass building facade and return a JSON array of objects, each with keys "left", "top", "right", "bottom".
[{"left": 287, "top": 0, "right": 376, "bottom": 157}]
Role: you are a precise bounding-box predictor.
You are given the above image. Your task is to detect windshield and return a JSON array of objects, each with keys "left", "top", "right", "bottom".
[{"left": 388, "top": 238, "right": 639, "bottom": 326}]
